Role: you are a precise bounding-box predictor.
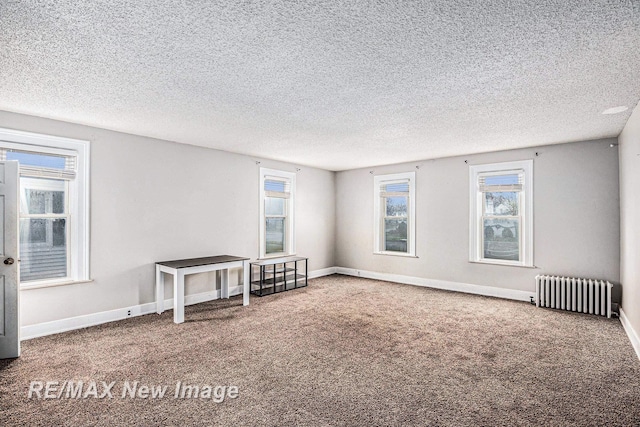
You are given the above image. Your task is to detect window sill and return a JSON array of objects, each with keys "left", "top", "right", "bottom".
[
  {"left": 469, "top": 260, "right": 536, "bottom": 269},
  {"left": 374, "top": 251, "right": 418, "bottom": 258},
  {"left": 20, "top": 278, "right": 94, "bottom": 290}
]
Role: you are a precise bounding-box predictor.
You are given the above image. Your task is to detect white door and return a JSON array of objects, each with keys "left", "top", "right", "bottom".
[{"left": 0, "top": 161, "right": 19, "bottom": 359}]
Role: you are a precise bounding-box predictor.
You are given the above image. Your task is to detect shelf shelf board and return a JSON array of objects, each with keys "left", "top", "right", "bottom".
[{"left": 251, "top": 273, "right": 306, "bottom": 287}]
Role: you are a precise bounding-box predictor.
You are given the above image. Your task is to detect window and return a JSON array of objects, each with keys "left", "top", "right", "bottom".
[
  {"left": 374, "top": 172, "right": 416, "bottom": 256},
  {"left": 0, "top": 128, "right": 90, "bottom": 287},
  {"left": 469, "top": 160, "right": 533, "bottom": 267},
  {"left": 259, "top": 168, "right": 295, "bottom": 258}
]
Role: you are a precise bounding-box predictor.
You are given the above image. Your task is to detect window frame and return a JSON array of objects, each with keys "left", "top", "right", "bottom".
[
  {"left": 373, "top": 171, "right": 416, "bottom": 257},
  {"left": 0, "top": 128, "right": 90, "bottom": 288},
  {"left": 469, "top": 160, "right": 533, "bottom": 267},
  {"left": 259, "top": 168, "right": 296, "bottom": 259}
]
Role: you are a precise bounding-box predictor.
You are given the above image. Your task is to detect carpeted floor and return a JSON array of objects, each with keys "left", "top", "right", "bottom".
[{"left": 1, "top": 274, "right": 639, "bottom": 426}]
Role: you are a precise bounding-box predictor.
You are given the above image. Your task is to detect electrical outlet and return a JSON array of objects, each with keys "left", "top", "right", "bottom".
[{"left": 127, "top": 310, "right": 131, "bottom": 316}]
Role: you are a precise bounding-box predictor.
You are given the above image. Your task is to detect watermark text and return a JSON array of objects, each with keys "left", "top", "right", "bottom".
[{"left": 27, "top": 380, "right": 239, "bottom": 403}]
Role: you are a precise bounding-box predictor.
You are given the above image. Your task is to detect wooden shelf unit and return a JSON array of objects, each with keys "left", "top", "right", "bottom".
[{"left": 250, "top": 256, "right": 308, "bottom": 296}]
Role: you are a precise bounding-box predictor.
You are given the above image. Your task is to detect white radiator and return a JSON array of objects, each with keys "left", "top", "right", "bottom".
[{"left": 535, "top": 275, "right": 612, "bottom": 318}]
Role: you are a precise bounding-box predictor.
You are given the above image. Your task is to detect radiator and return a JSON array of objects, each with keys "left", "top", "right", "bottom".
[{"left": 535, "top": 275, "right": 612, "bottom": 318}]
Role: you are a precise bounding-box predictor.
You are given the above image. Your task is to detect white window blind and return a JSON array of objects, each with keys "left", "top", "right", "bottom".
[
  {"left": 379, "top": 181, "right": 410, "bottom": 197},
  {"left": 0, "top": 147, "right": 77, "bottom": 180},
  {"left": 478, "top": 171, "right": 523, "bottom": 192},
  {"left": 264, "top": 176, "right": 291, "bottom": 198}
]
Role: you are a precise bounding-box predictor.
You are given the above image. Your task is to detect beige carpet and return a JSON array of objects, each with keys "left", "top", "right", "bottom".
[{"left": 1, "top": 275, "right": 639, "bottom": 426}]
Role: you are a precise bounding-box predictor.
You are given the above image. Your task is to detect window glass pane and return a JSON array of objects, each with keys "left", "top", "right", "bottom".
[
  {"left": 265, "top": 197, "right": 285, "bottom": 216},
  {"left": 483, "top": 192, "right": 518, "bottom": 216},
  {"left": 384, "top": 218, "right": 407, "bottom": 252},
  {"left": 7, "top": 151, "right": 66, "bottom": 169},
  {"left": 21, "top": 178, "right": 66, "bottom": 214},
  {"left": 265, "top": 218, "right": 285, "bottom": 254},
  {"left": 19, "top": 218, "right": 67, "bottom": 281},
  {"left": 25, "top": 190, "right": 46, "bottom": 215},
  {"left": 386, "top": 196, "right": 407, "bottom": 217},
  {"left": 22, "top": 219, "right": 46, "bottom": 243},
  {"left": 52, "top": 191, "right": 64, "bottom": 214},
  {"left": 53, "top": 218, "right": 66, "bottom": 246},
  {"left": 483, "top": 174, "right": 519, "bottom": 186},
  {"left": 483, "top": 218, "right": 519, "bottom": 261},
  {"left": 24, "top": 189, "right": 66, "bottom": 214}
]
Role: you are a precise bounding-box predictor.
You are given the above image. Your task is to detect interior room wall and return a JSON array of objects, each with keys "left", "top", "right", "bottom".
[
  {"left": 0, "top": 111, "right": 336, "bottom": 326},
  {"left": 1, "top": 108, "right": 627, "bottom": 332},
  {"left": 335, "top": 139, "right": 620, "bottom": 294},
  {"left": 619, "top": 103, "right": 640, "bottom": 343}
]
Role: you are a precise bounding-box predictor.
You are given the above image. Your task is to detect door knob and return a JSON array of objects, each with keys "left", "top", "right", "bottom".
[{"left": 4, "top": 258, "right": 14, "bottom": 265}]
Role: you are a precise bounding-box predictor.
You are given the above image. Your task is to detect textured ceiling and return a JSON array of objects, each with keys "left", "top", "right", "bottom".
[{"left": 1, "top": 1, "right": 639, "bottom": 171}]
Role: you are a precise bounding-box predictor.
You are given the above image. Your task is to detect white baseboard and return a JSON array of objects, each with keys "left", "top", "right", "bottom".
[
  {"left": 20, "top": 267, "right": 335, "bottom": 340},
  {"left": 335, "top": 267, "right": 534, "bottom": 302},
  {"left": 20, "top": 285, "right": 244, "bottom": 340},
  {"left": 620, "top": 308, "right": 640, "bottom": 362},
  {"left": 308, "top": 266, "right": 337, "bottom": 279}
]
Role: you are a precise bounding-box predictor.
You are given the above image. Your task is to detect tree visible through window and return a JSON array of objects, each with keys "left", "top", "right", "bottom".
[
  {"left": 383, "top": 185, "right": 409, "bottom": 252},
  {"left": 265, "top": 190, "right": 286, "bottom": 254},
  {"left": 482, "top": 181, "right": 520, "bottom": 261}
]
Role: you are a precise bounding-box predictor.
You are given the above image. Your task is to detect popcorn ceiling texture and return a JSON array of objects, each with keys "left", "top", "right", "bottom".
[{"left": 0, "top": 0, "right": 639, "bottom": 170}]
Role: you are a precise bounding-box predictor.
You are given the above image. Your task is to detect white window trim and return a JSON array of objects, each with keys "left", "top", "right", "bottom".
[
  {"left": 469, "top": 160, "right": 533, "bottom": 267},
  {"left": 373, "top": 171, "right": 416, "bottom": 257},
  {"left": 0, "top": 127, "right": 90, "bottom": 288},
  {"left": 259, "top": 167, "right": 296, "bottom": 259}
]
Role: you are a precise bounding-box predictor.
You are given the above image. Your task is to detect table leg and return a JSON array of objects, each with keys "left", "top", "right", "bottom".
[
  {"left": 174, "top": 270, "right": 185, "bottom": 324},
  {"left": 156, "top": 264, "right": 164, "bottom": 314},
  {"left": 243, "top": 261, "right": 250, "bottom": 306},
  {"left": 221, "top": 269, "right": 229, "bottom": 299}
]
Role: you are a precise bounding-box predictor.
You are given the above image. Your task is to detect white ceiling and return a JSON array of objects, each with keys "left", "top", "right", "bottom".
[{"left": 1, "top": 1, "right": 639, "bottom": 171}]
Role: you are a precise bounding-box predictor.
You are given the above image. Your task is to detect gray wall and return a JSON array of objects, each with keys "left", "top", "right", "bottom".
[
  {"left": 0, "top": 111, "right": 336, "bottom": 326},
  {"left": 619, "top": 104, "right": 640, "bottom": 338},
  {"left": 336, "top": 139, "right": 620, "bottom": 293}
]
